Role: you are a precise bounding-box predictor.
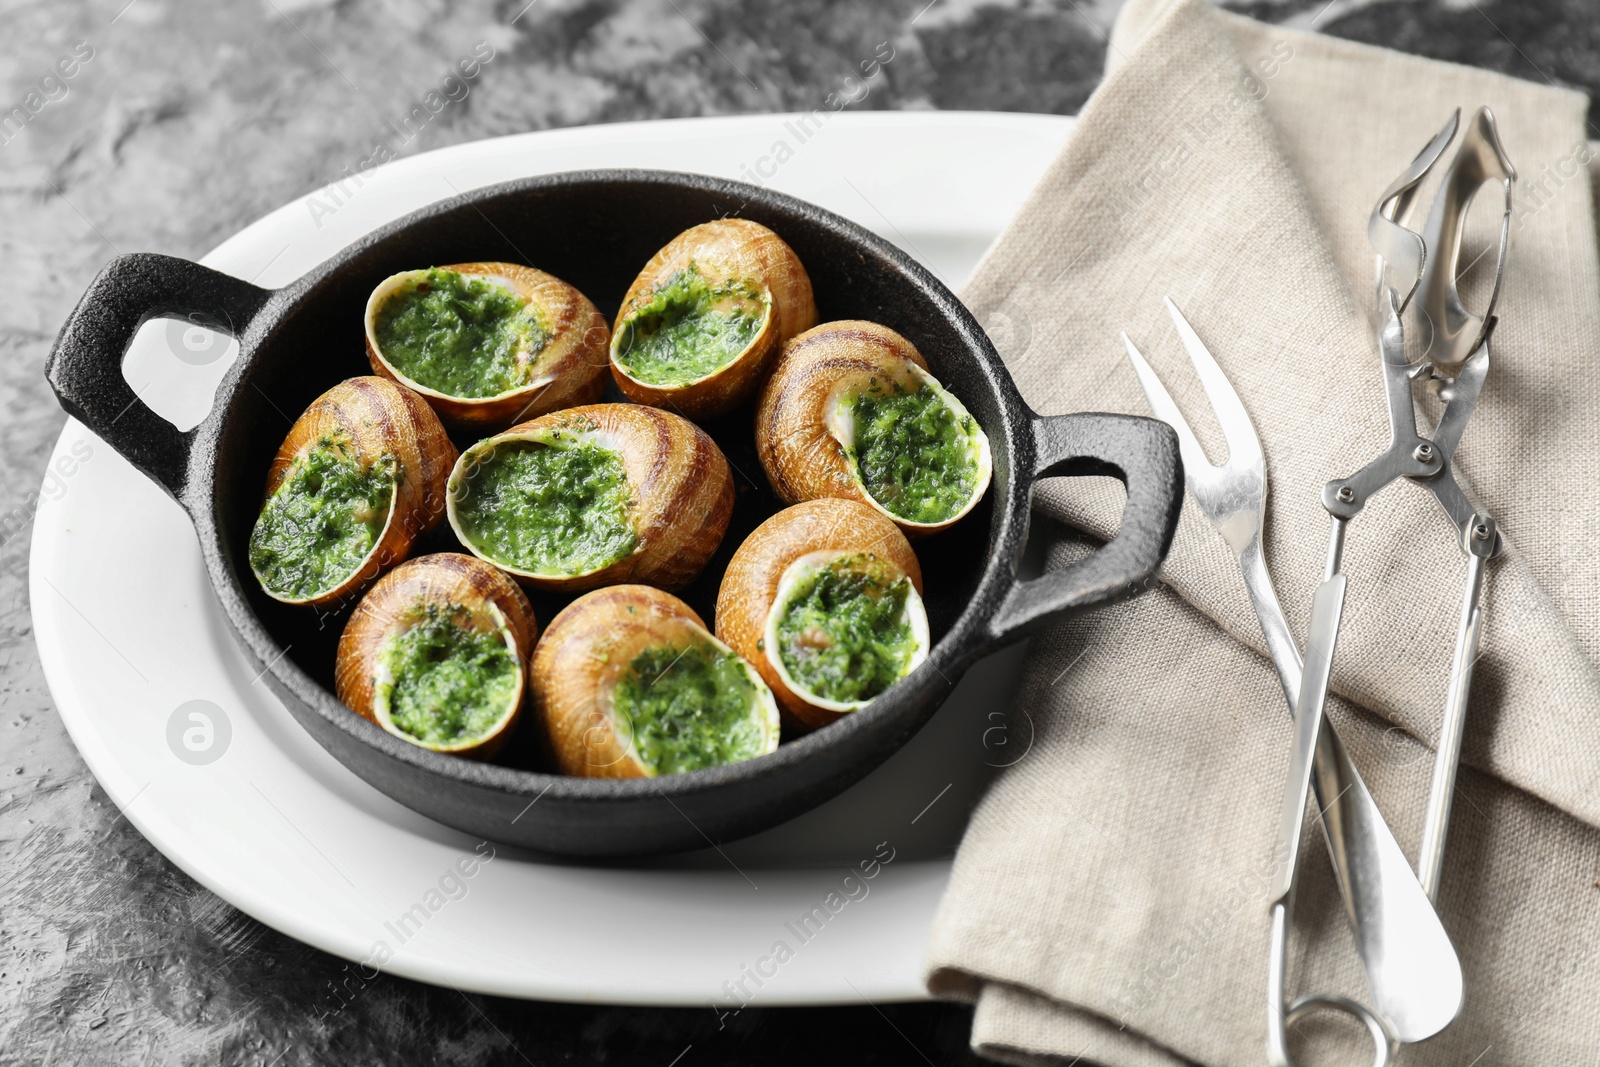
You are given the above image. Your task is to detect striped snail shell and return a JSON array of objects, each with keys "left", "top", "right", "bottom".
[
  {"left": 336, "top": 553, "right": 538, "bottom": 759},
  {"left": 248, "top": 376, "right": 456, "bottom": 609},
  {"left": 446, "top": 403, "right": 734, "bottom": 592},
  {"left": 755, "top": 320, "right": 992, "bottom": 536},
  {"left": 365, "top": 261, "right": 609, "bottom": 433},
  {"left": 609, "top": 219, "right": 817, "bottom": 419},
  {"left": 715, "top": 497, "right": 928, "bottom": 731},
  {"left": 528, "top": 585, "right": 780, "bottom": 778}
]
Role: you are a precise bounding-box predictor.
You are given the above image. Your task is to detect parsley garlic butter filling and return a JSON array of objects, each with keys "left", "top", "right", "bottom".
[
  {"left": 611, "top": 266, "right": 767, "bottom": 386},
  {"left": 831, "top": 369, "right": 989, "bottom": 527},
  {"left": 452, "top": 434, "right": 636, "bottom": 578},
  {"left": 374, "top": 603, "right": 521, "bottom": 748},
  {"left": 529, "top": 585, "right": 780, "bottom": 778},
  {"left": 609, "top": 637, "right": 777, "bottom": 775},
  {"left": 372, "top": 267, "right": 549, "bottom": 399},
  {"left": 756, "top": 320, "right": 993, "bottom": 536},
  {"left": 249, "top": 434, "right": 397, "bottom": 601},
  {"left": 765, "top": 551, "right": 929, "bottom": 710}
]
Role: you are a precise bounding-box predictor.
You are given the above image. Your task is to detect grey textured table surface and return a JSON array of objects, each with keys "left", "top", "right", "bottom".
[{"left": 3, "top": 1, "right": 1594, "bottom": 1064}]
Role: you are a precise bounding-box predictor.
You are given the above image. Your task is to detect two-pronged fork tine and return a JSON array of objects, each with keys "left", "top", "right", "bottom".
[
  {"left": 1123, "top": 300, "right": 1283, "bottom": 679},
  {"left": 1124, "top": 300, "right": 1265, "bottom": 550},
  {"left": 1121, "top": 299, "right": 1463, "bottom": 1045},
  {"left": 1121, "top": 331, "right": 1219, "bottom": 500},
  {"left": 1152, "top": 297, "right": 1264, "bottom": 469}
]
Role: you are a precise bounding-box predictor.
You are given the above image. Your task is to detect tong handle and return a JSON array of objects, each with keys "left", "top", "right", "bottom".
[
  {"left": 1417, "top": 544, "right": 1489, "bottom": 899},
  {"left": 1267, "top": 569, "right": 1402, "bottom": 1067}
]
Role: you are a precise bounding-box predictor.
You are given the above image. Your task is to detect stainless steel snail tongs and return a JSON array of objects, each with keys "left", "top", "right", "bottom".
[{"left": 1268, "top": 107, "right": 1516, "bottom": 1067}]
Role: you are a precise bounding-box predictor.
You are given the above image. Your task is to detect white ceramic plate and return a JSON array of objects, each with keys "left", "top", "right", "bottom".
[{"left": 30, "top": 111, "right": 1072, "bottom": 1005}]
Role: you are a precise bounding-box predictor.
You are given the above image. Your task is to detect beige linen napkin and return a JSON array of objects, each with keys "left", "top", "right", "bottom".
[{"left": 926, "top": 1, "right": 1600, "bottom": 1063}]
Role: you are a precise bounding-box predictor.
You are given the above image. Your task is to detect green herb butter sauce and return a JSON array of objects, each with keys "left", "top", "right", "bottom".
[
  {"left": 378, "top": 604, "right": 519, "bottom": 747},
  {"left": 453, "top": 434, "right": 636, "bottom": 576},
  {"left": 249, "top": 435, "right": 396, "bottom": 601},
  {"left": 374, "top": 268, "right": 549, "bottom": 399},
  {"left": 848, "top": 380, "right": 983, "bottom": 525},
  {"left": 611, "top": 638, "right": 771, "bottom": 775},
  {"left": 612, "top": 266, "right": 766, "bottom": 386},
  {"left": 772, "top": 554, "right": 920, "bottom": 706}
]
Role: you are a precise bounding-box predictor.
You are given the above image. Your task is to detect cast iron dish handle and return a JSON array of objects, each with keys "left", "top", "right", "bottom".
[
  {"left": 985, "top": 410, "right": 1182, "bottom": 646},
  {"left": 45, "top": 253, "right": 272, "bottom": 503}
]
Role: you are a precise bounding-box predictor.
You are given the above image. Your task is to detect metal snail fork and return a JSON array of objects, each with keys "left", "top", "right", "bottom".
[{"left": 1122, "top": 298, "right": 1461, "bottom": 1065}]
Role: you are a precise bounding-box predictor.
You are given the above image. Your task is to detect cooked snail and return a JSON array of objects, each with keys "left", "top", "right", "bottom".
[
  {"left": 609, "top": 219, "right": 817, "bottom": 419},
  {"left": 715, "top": 497, "right": 928, "bottom": 730},
  {"left": 365, "top": 261, "right": 609, "bottom": 432},
  {"left": 336, "top": 553, "right": 537, "bottom": 759},
  {"left": 756, "top": 320, "right": 992, "bottom": 536},
  {"left": 446, "top": 403, "right": 733, "bottom": 592},
  {"left": 248, "top": 376, "right": 456, "bottom": 608},
  {"left": 529, "top": 584, "right": 779, "bottom": 778}
]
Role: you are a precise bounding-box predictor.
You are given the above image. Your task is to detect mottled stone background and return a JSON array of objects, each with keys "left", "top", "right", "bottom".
[{"left": 1, "top": 0, "right": 1593, "bottom": 1064}]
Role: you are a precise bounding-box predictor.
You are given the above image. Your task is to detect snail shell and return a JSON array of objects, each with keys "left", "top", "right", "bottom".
[
  {"left": 755, "top": 320, "right": 992, "bottom": 536},
  {"left": 446, "top": 403, "right": 734, "bottom": 592},
  {"left": 365, "top": 262, "right": 609, "bottom": 433},
  {"left": 249, "top": 376, "right": 456, "bottom": 609},
  {"left": 336, "top": 553, "right": 537, "bottom": 759},
  {"left": 529, "top": 585, "right": 780, "bottom": 778},
  {"left": 610, "top": 219, "right": 817, "bottom": 419},
  {"left": 715, "top": 497, "right": 927, "bottom": 730}
]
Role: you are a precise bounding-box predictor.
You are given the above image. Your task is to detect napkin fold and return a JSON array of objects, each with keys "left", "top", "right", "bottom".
[{"left": 927, "top": 1, "right": 1600, "bottom": 1063}]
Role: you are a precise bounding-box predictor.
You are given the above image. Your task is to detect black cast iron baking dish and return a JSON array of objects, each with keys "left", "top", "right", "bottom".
[{"left": 46, "top": 169, "right": 1182, "bottom": 858}]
